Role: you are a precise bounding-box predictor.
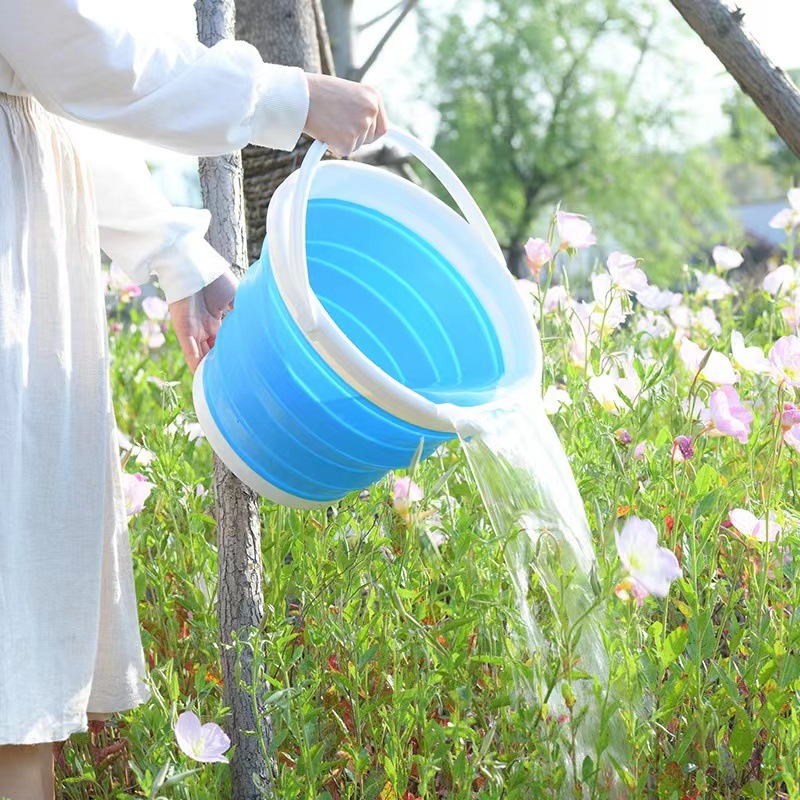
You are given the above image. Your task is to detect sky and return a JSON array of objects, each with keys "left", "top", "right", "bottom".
[{"left": 139, "top": 0, "right": 800, "bottom": 204}]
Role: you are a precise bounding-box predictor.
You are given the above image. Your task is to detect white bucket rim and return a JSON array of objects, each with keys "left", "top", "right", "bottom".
[{"left": 268, "top": 130, "right": 542, "bottom": 433}]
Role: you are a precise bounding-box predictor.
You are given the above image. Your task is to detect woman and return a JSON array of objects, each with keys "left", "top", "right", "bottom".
[{"left": 0, "top": 2, "right": 387, "bottom": 796}]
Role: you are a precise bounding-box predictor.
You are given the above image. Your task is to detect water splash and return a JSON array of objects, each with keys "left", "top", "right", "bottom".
[{"left": 450, "top": 393, "right": 627, "bottom": 794}]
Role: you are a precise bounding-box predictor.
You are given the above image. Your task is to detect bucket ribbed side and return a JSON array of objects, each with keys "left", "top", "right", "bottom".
[{"left": 199, "top": 254, "right": 450, "bottom": 504}]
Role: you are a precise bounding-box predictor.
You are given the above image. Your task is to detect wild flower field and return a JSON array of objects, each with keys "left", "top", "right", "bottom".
[{"left": 57, "top": 195, "right": 800, "bottom": 799}]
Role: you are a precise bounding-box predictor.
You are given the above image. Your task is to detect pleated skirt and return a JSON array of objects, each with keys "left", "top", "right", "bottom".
[{"left": 0, "top": 92, "right": 150, "bottom": 744}]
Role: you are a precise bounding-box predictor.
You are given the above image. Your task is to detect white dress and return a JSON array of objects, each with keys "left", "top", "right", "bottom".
[{"left": 0, "top": 1, "right": 310, "bottom": 745}]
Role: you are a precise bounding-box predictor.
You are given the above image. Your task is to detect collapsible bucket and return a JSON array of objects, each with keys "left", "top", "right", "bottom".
[{"left": 193, "top": 130, "right": 541, "bottom": 508}]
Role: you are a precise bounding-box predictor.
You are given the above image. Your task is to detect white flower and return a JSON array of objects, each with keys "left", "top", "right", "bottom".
[
  {"left": 762, "top": 264, "right": 798, "bottom": 295},
  {"left": 542, "top": 385, "right": 572, "bottom": 415},
  {"left": 769, "top": 189, "right": 800, "bottom": 232},
  {"left": 694, "top": 306, "right": 721, "bottom": 336},
  {"left": 679, "top": 338, "right": 739, "bottom": 385},
  {"left": 589, "top": 372, "right": 625, "bottom": 414},
  {"left": 543, "top": 285, "right": 569, "bottom": 314},
  {"left": 174, "top": 711, "right": 231, "bottom": 763},
  {"left": 729, "top": 508, "right": 782, "bottom": 543},
  {"left": 142, "top": 296, "right": 170, "bottom": 321},
  {"left": 696, "top": 272, "right": 735, "bottom": 301},
  {"left": 730, "top": 331, "right": 770, "bottom": 374},
  {"left": 615, "top": 517, "right": 682, "bottom": 598},
  {"left": 637, "top": 285, "right": 678, "bottom": 311},
  {"left": 712, "top": 245, "right": 743, "bottom": 272},
  {"left": 636, "top": 309, "right": 672, "bottom": 339},
  {"left": 607, "top": 251, "right": 649, "bottom": 294}
]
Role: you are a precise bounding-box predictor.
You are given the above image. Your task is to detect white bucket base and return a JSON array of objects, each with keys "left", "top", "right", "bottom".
[{"left": 192, "top": 358, "right": 330, "bottom": 510}]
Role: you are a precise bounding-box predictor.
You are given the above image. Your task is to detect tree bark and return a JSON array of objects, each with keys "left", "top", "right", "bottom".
[
  {"left": 669, "top": 0, "right": 800, "bottom": 160},
  {"left": 321, "top": 0, "right": 354, "bottom": 77},
  {"left": 194, "top": 2, "right": 271, "bottom": 797},
  {"left": 236, "top": 0, "right": 322, "bottom": 263}
]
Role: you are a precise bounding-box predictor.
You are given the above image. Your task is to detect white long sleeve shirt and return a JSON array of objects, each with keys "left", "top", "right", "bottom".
[{"left": 0, "top": 0, "right": 311, "bottom": 302}]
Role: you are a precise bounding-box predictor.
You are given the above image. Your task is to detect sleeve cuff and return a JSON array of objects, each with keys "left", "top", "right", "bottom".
[
  {"left": 153, "top": 233, "right": 230, "bottom": 305},
  {"left": 250, "top": 63, "right": 310, "bottom": 152}
]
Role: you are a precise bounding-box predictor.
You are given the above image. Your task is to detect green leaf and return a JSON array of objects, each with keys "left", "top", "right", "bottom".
[
  {"left": 729, "top": 715, "right": 755, "bottom": 771},
  {"left": 661, "top": 626, "right": 688, "bottom": 668}
]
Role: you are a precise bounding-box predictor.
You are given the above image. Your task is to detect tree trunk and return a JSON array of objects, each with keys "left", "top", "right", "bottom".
[
  {"left": 669, "top": 0, "right": 800, "bottom": 160},
  {"left": 194, "top": 2, "right": 272, "bottom": 798},
  {"left": 321, "top": 0, "right": 354, "bottom": 77},
  {"left": 236, "top": 0, "right": 322, "bottom": 262}
]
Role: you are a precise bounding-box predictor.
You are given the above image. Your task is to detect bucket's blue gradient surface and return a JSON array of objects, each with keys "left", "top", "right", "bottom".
[{"left": 200, "top": 199, "right": 505, "bottom": 503}]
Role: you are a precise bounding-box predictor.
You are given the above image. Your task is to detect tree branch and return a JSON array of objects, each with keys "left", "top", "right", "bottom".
[
  {"left": 669, "top": 0, "right": 800, "bottom": 159},
  {"left": 357, "top": 1, "right": 404, "bottom": 32},
  {"left": 350, "top": 0, "right": 418, "bottom": 81},
  {"left": 312, "top": 0, "right": 336, "bottom": 76}
]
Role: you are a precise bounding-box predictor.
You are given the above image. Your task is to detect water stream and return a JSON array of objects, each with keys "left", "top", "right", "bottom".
[{"left": 450, "top": 395, "right": 626, "bottom": 794}]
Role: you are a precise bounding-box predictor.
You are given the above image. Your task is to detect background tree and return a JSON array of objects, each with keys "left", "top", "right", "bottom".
[
  {"left": 195, "top": 1, "right": 271, "bottom": 798},
  {"left": 421, "top": 0, "right": 732, "bottom": 281}
]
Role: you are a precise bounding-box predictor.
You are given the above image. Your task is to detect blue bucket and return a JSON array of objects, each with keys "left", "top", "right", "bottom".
[{"left": 193, "top": 130, "right": 541, "bottom": 508}]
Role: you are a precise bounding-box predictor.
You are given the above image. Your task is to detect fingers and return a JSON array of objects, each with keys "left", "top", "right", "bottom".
[{"left": 178, "top": 332, "right": 202, "bottom": 374}]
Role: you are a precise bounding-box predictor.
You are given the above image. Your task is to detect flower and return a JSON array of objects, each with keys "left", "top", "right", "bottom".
[
  {"left": 672, "top": 435, "right": 694, "bottom": 462},
  {"left": 700, "top": 386, "right": 753, "bottom": 443},
  {"left": 122, "top": 472, "right": 154, "bottom": 516},
  {"left": 615, "top": 428, "right": 632, "bottom": 445},
  {"left": 729, "top": 509, "right": 782, "bottom": 543},
  {"left": 142, "top": 296, "right": 170, "bottom": 321},
  {"left": 543, "top": 285, "right": 569, "bottom": 314},
  {"left": 762, "top": 264, "right": 798, "bottom": 295},
  {"left": 392, "top": 476, "right": 423, "bottom": 521},
  {"left": 106, "top": 263, "right": 142, "bottom": 300},
  {"left": 636, "top": 309, "right": 672, "bottom": 339},
  {"left": 712, "top": 245, "right": 744, "bottom": 272},
  {"left": 515, "top": 279, "right": 540, "bottom": 318},
  {"left": 637, "top": 285, "right": 678, "bottom": 311},
  {"left": 174, "top": 711, "right": 231, "bottom": 763},
  {"left": 769, "top": 335, "right": 800, "bottom": 386},
  {"left": 542, "top": 385, "right": 572, "bottom": 415},
  {"left": 696, "top": 272, "right": 735, "bottom": 301},
  {"left": 615, "top": 517, "right": 682, "bottom": 598},
  {"left": 784, "top": 423, "right": 800, "bottom": 452},
  {"left": 556, "top": 211, "right": 596, "bottom": 250},
  {"left": 140, "top": 320, "right": 166, "bottom": 349},
  {"left": 694, "top": 306, "right": 721, "bottom": 337},
  {"left": 588, "top": 372, "right": 625, "bottom": 414},
  {"left": 633, "top": 442, "right": 647, "bottom": 460},
  {"left": 769, "top": 188, "right": 800, "bottom": 232},
  {"left": 607, "top": 251, "right": 649, "bottom": 294},
  {"left": 730, "top": 331, "right": 770, "bottom": 374},
  {"left": 679, "top": 339, "right": 738, "bottom": 384},
  {"left": 779, "top": 402, "right": 800, "bottom": 431},
  {"left": 590, "top": 273, "right": 628, "bottom": 334},
  {"left": 524, "top": 238, "right": 552, "bottom": 275},
  {"left": 613, "top": 576, "right": 650, "bottom": 606}
]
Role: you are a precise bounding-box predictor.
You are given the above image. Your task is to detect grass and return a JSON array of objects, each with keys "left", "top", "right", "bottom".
[{"left": 57, "top": 258, "right": 800, "bottom": 799}]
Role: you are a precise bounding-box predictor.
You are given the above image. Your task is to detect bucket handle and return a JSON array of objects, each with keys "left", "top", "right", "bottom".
[{"left": 286, "top": 129, "right": 505, "bottom": 331}]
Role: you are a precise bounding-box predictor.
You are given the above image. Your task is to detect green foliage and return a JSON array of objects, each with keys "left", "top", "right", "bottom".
[
  {"left": 419, "top": 0, "right": 733, "bottom": 282},
  {"left": 56, "top": 228, "right": 800, "bottom": 800}
]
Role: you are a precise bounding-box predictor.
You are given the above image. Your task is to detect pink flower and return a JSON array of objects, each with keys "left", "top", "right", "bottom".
[
  {"left": 140, "top": 320, "right": 166, "bottom": 349},
  {"left": 607, "top": 251, "right": 649, "bottom": 294},
  {"left": 712, "top": 245, "right": 743, "bottom": 272},
  {"left": 122, "top": 472, "right": 154, "bottom": 517},
  {"left": 524, "top": 238, "right": 552, "bottom": 273},
  {"left": 780, "top": 402, "right": 800, "bottom": 431},
  {"left": 613, "top": 576, "right": 650, "bottom": 607},
  {"left": 769, "top": 335, "right": 800, "bottom": 386},
  {"left": 106, "top": 263, "right": 142, "bottom": 301},
  {"left": 784, "top": 423, "right": 800, "bottom": 452},
  {"left": 142, "top": 296, "right": 170, "bottom": 321},
  {"left": 700, "top": 386, "right": 753, "bottom": 444},
  {"left": 615, "top": 428, "right": 632, "bottom": 445},
  {"left": 174, "top": 711, "right": 231, "bottom": 763},
  {"left": 679, "top": 339, "right": 738, "bottom": 385},
  {"left": 633, "top": 442, "right": 647, "bottom": 461},
  {"left": 729, "top": 509, "right": 782, "bottom": 543},
  {"left": 543, "top": 285, "right": 569, "bottom": 313},
  {"left": 672, "top": 435, "right": 694, "bottom": 462},
  {"left": 556, "top": 211, "right": 596, "bottom": 250},
  {"left": 615, "top": 517, "right": 682, "bottom": 598},
  {"left": 392, "top": 476, "right": 423, "bottom": 520}
]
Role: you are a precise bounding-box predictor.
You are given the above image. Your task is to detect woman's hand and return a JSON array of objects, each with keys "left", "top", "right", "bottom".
[
  {"left": 169, "top": 269, "right": 238, "bottom": 372},
  {"left": 303, "top": 74, "right": 388, "bottom": 157}
]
